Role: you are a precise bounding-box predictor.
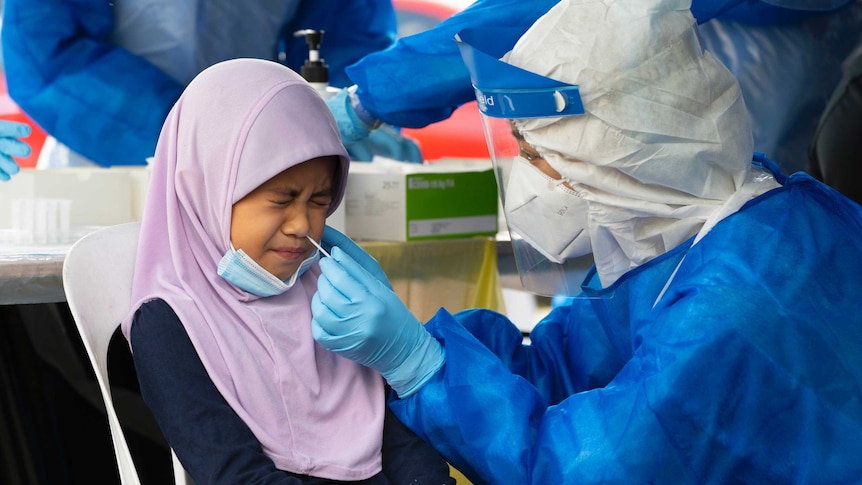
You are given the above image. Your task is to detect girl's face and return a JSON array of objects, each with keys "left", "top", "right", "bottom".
[{"left": 230, "top": 156, "right": 338, "bottom": 280}]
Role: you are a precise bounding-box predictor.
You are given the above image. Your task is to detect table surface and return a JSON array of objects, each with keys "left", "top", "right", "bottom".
[
  {"left": 0, "top": 228, "right": 102, "bottom": 305},
  {"left": 0, "top": 227, "right": 531, "bottom": 307}
]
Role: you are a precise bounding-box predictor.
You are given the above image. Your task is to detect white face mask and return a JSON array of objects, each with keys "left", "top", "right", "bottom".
[
  {"left": 217, "top": 245, "right": 319, "bottom": 297},
  {"left": 504, "top": 156, "right": 592, "bottom": 264}
]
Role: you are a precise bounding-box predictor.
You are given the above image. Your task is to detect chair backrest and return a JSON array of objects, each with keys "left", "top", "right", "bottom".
[{"left": 62, "top": 222, "right": 193, "bottom": 485}]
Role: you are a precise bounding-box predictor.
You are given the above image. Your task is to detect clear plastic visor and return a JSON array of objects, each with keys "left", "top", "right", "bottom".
[{"left": 482, "top": 114, "right": 599, "bottom": 298}]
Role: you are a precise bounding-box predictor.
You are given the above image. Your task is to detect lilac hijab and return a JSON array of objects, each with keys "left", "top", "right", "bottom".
[{"left": 121, "top": 58, "right": 385, "bottom": 480}]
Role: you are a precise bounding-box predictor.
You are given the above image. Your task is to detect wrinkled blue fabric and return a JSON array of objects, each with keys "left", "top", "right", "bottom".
[
  {"left": 1, "top": 0, "right": 395, "bottom": 167},
  {"left": 390, "top": 155, "right": 862, "bottom": 484},
  {"left": 346, "top": 0, "right": 860, "bottom": 174},
  {"left": 346, "top": 0, "right": 858, "bottom": 128},
  {"left": 699, "top": 1, "right": 862, "bottom": 174}
]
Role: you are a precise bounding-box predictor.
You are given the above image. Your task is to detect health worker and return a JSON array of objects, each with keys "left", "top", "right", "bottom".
[
  {"left": 330, "top": 0, "right": 860, "bottom": 175},
  {"left": 310, "top": 0, "right": 862, "bottom": 483},
  {"left": 0, "top": 0, "right": 422, "bottom": 171}
]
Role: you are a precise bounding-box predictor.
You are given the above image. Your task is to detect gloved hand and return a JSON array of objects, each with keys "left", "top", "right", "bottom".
[
  {"left": 345, "top": 125, "right": 423, "bottom": 163},
  {"left": 321, "top": 225, "right": 392, "bottom": 289},
  {"left": 0, "top": 120, "right": 32, "bottom": 181},
  {"left": 312, "top": 246, "right": 445, "bottom": 397},
  {"left": 326, "top": 86, "right": 423, "bottom": 163}
]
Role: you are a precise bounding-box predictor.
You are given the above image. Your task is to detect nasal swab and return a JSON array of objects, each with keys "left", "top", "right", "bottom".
[{"left": 306, "top": 235, "right": 331, "bottom": 258}]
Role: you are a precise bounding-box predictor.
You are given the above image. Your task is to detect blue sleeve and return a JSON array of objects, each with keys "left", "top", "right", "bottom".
[
  {"left": 130, "top": 299, "right": 307, "bottom": 484},
  {"left": 345, "top": 0, "right": 558, "bottom": 129},
  {"left": 344, "top": 0, "right": 856, "bottom": 130},
  {"left": 390, "top": 278, "right": 862, "bottom": 485},
  {"left": 387, "top": 306, "right": 634, "bottom": 483},
  {"left": 1, "top": 0, "right": 184, "bottom": 167},
  {"left": 451, "top": 306, "right": 627, "bottom": 405},
  {"left": 282, "top": 0, "right": 396, "bottom": 89}
]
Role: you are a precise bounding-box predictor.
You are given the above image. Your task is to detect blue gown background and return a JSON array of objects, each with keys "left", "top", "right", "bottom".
[
  {"left": 4, "top": 0, "right": 859, "bottom": 173},
  {"left": 391, "top": 155, "right": 862, "bottom": 484},
  {"left": 348, "top": 0, "right": 862, "bottom": 174},
  {"left": 0, "top": 0, "right": 396, "bottom": 167}
]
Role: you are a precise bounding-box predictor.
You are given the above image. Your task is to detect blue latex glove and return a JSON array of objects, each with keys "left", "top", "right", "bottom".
[
  {"left": 326, "top": 87, "right": 372, "bottom": 145},
  {"left": 326, "top": 87, "right": 423, "bottom": 163},
  {"left": 345, "top": 124, "right": 423, "bottom": 163},
  {"left": 320, "top": 225, "right": 392, "bottom": 289},
  {"left": 311, "top": 246, "right": 445, "bottom": 397},
  {"left": 0, "top": 120, "right": 32, "bottom": 181}
]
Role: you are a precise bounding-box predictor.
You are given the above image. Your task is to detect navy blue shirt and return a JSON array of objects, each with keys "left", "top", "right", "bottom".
[{"left": 130, "top": 298, "right": 454, "bottom": 484}]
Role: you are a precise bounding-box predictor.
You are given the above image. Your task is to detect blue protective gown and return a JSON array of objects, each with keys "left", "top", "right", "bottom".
[
  {"left": 1, "top": 0, "right": 395, "bottom": 167},
  {"left": 345, "top": 0, "right": 861, "bottom": 174},
  {"left": 3, "top": 0, "right": 856, "bottom": 170},
  {"left": 390, "top": 155, "right": 862, "bottom": 484},
  {"left": 699, "top": 3, "right": 862, "bottom": 173},
  {"left": 347, "top": 0, "right": 858, "bottom": 129}
]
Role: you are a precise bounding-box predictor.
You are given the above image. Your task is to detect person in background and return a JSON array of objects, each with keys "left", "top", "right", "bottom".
[
  {"left": 0, "top": 119, "right": 29, "bottom": 181},
  {"left": 310, "top": 0, "right": 862, "bottom": 483},
  {"left": 697, "top": 1, "right": 862, "bottom": 175},
  {"left": 121, "top": 57, "right": 453, "bottom": 484},
  {"left": 0, "top": 0, "right": 422, "bottom": 171},
  {"left": 328, "top": 0, "right": 861, "bottom": 176},
  {"left": 808, "top": 43, "right": 862, "bottom": 205},
  {"left": 2, "top": 0, "right": 858, "bottom": 178}
]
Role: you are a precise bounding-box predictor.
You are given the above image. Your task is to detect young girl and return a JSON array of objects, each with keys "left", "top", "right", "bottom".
[{"left": 121, "top": 57, "right": 453, "bottom": 484}]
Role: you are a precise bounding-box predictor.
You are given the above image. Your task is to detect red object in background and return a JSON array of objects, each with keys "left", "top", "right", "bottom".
[
  {"left": 0, "top": 73, "right": 47, "bottom": 168},
  {"left": 394, "top": 0, "right": 489, "bottom": 161},
  {"left": 401, "top": 102, "right": 489, "bottom": 160}
]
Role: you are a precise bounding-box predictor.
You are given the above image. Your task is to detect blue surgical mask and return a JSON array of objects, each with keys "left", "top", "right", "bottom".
[{"left": 217, "top": 244, "right": 319, "bottom": 297}]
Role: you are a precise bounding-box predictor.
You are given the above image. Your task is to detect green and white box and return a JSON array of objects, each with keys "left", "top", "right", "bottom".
[{"left": 344, "top": 158, "right": 498, "bottom": 241}]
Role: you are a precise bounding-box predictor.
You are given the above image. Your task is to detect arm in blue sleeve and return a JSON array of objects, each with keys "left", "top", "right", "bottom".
[
  {"left": 390, "top": 268, "right": 862, "bottom": 483},
  {"left": 453, "top": 305, "right": 627, "bottom": 405},
  {"left": 345, "top": 0, "right": 857, "bottom": 130},
  {"left": 1, "top": 0, "right": 184, "bottom": 167},
  {"left": 345, "top": 0, "right": 558, "bottom": 129},
  {"left": 283, "top": 0, "right": 396, "bottom": 89},
  {"left": 129, "top": 299, "right": 307, "bottom": 484}
]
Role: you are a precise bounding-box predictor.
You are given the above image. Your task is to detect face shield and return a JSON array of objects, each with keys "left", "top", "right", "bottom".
[{"left": 457, "top": 27, "right": 599, "bottom": 298}]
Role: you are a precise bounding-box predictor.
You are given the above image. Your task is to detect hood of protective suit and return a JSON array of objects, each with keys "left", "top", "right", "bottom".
[{"left": 505, "top": 0, "right": 776, "bottom": 286}]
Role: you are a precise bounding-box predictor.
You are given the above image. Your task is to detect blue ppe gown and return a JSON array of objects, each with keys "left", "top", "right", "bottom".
[
  {"left": 698, "top": 3, "right": 862, "bottom": 174},
  {"left": 390, "top": 155, "right": 862, "bottom": 484},
  {"left": 1, "top": 0, "right": 395, "bottom": 167},
  {"left": 346, "top": 0, "right": 857, "bottom": 129}
]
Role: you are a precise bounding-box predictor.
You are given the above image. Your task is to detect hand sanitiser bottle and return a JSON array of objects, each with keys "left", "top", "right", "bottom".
[{"left": 293, "top": 29, "right": 340, "bottom": 100}]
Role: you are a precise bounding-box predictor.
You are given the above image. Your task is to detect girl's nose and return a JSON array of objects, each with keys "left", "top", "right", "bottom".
[{"left": 280, "top": 205, "right": 310, "bottom": 236}]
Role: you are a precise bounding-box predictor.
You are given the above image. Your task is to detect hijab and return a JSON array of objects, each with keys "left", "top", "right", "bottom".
[{"left": 121, "top": 58, "right": 385, "bottom": 480}]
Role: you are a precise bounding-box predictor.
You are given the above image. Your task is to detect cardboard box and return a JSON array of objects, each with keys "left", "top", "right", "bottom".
[{"left": 345, "top": 158, "right": 498, "bottom": 241}]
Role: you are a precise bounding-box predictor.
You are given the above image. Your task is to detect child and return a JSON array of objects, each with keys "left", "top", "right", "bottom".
[{"left": 121, "top": 58, "right": 453, "bottom": 484}]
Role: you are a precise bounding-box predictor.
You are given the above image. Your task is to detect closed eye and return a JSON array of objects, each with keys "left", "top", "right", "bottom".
[{"left": 310, "top": 196, "right": 332, "bottom": 208}]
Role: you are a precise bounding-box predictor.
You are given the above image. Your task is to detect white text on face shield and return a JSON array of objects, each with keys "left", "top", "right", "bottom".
[{"left": 474, "top": 88, "right": 495, "bottom": 113}]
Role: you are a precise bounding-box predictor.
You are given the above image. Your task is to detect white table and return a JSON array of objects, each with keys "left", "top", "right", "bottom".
[{"left": 0, "top": 228, "right": 102, "bottom": 305}]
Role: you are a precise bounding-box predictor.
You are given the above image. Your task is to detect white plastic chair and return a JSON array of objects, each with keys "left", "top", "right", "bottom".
[{"left": 62, "top": 222, "right": 193, "bottom": 485}]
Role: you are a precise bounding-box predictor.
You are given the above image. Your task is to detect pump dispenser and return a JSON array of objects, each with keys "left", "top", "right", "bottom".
[{"left": 294, "top": 29, "right": 338, "bottom": 100}]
